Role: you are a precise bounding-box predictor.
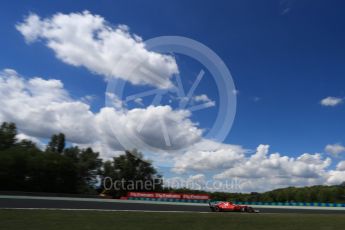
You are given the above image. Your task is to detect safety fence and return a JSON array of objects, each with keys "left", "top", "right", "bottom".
[{"left": 234, "top": 201, "right": 345, "bottom": 207}]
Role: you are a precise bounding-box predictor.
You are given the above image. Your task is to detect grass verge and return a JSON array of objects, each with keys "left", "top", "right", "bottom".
[{"left": 0, "top": 209, "right": 343, "bottom": 230}]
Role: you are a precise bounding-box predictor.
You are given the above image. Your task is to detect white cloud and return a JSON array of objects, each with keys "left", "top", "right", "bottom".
[
  {"left": 172, "top": 140, "right": 246, "bottom": 173},
  {"left": 326, "top": 170, "right": 345, "bottom": 185},
  {"left": 16, "top": 11, "right": 179, "bottom": 89},
  {"left": 325, "top": 144, "right": 345, "bottom": 156},
  {"left": 0, "top": 69, "right": 202, "bottom": 158},
  {"left": 184, "top": 94, "right": 216, "bottom": 111},
  {"left": 193, "top": 94, "right": 212, "bottom": 103},
  {"left": 336, "top": 161, "right": 345, "bottom": 171},
  {"left": 95, "top": 106, "right": 202, "bottom": 155},
  {"left": 214, "top": 146, "right": 331, "bottom": 180},
  {"left": 106, "top": 92, "right": 125, "bottom": 110},
  {"left": 16, "top": 133, "right": 44, "bottom": 149},
  {"left": 171, "top": 143, "right": 345, "bottom": 192},
  {"left": 0, "top": 69, "right": 95, "bottom": 143},
  {"left": 212, "top": 145, "right": 334, "bottom": 192},
  {"left": 15, "top": 14, "right": 42, "bottom": 43},
  {"left": 188, "top": 173, "right": 206, "bottom": 182},
  {"left": 80, "top": 95, "right": 96, "bottom": 104},
  {"left": 320, "top": 96, "right": 343, "bottom": 107}
]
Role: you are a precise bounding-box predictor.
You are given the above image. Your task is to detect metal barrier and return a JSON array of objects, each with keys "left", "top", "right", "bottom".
[{"left": 234, "top": 201, "right": 345, "bottom": 207}]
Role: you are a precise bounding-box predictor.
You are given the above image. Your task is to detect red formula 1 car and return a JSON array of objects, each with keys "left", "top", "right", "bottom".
[{"left": 209, "top": 201, "right": 259, "bottom": 213}]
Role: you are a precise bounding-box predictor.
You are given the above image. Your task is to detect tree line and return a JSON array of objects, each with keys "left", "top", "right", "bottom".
[
  {"left": 243, "top": 184, "right": 345, "bottom": 203},
  {"left": 0, "top": 122, "right": 161, "bottom": 195},
  {"left": 164, "top": 185, "right": 345, "bottom": 203}
]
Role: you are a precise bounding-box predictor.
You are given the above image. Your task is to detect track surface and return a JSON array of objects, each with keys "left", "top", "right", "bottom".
[{"left": 1, "top": 196, "right": 345, "bottom": 214}]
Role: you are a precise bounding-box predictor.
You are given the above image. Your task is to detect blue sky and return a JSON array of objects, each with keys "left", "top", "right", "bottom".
[{"left": 1, "top": 0, "right": 345, "bottom": 191}]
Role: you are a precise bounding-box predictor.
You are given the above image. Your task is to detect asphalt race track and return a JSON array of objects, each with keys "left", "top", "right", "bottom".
[{"left": 1, "top": 196, "right": 345, "bottom": 214}]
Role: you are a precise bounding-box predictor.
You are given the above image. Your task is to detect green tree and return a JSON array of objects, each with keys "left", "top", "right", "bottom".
[
  {"left": 46, "top": 133, "right": 65, "bottom": 154},
  {"left": 0, "top": 139, "right": 42, "bottom": 191},
  {"left": 77, "top": 147, "right": 102, "bottom": 193},
  {"left": 100, "top": 149, "right": 163, "bottom": 197},
  {"left": 0, "top": 124, "right": 103, "bottom": 194},
  {"left": 0, "top": 122, "right": 17, "bottom": 150},
  {"left": 63, "top": 146, "right": 102, "bottom": 193}
]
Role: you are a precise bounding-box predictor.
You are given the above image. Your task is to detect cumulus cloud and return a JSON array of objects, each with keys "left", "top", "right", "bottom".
[
  {"left": 336, "top": 161, "right": 345, "bottom": 171},
  {"left": 170, "top": 142, "right": 345, "bottom": 192},
  {"left": 320, "top": 96, "right": 343, "bottom": 107},
  {"left": 325, "top": 144, "right": 345, "bottom": 156},
  {"left": 172, "top": 140, "right": 246, "bottom": 173},
  {"left": 16, "top": 11, "right": 178, "bottom": 89},
  {"left": 0, "top": 69, "right": 95, "bottom": 143},
  {"left": 0, "top": 69, "right": 202, "bottom": 158},
  {"left": 80, "top": 95, "right": 96, "bottom": 105},
  {"left": 326, "top": 170, "right": 345, "bottom": 185},
  {"left": 16, "top": 133, "right": 44, "bottom": 149},
  {"left": 95, "top": 106, "right": 202, "bottom": 153},
  {"left": 214, "top": 145, "right": 334, "bottom": 192},
  {"left": 193, "top": 94, "right": 213, "bottom": 103},
  {"left": 214, "top": 145, "right": 331, "bottom": 180},
  {"left": 191, "top": 94, "right": 215, "bottom": 108}
]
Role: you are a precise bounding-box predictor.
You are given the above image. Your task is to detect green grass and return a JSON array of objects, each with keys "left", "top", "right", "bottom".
[{"left": 0, "top": 209, "right": 344, "bottom": 230}]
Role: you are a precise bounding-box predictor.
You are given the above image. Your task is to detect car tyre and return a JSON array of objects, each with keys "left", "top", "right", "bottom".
[{"left": 247, "top": 207, "right": 254, "bottom": 213}]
